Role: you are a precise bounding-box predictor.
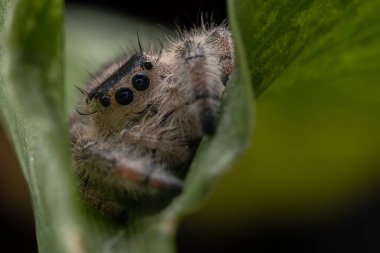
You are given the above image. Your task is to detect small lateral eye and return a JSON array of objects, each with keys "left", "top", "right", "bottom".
[
  {"left": 132, "top": 73, "right": 150, "bottom": 91},
  {"left": 143, "top": 61, "right": 153, "bottom": 70},
  {"left": 115, "top": 87, "right": 134, "bottom": 105},
  {"left": 100, "top": 96, "right": 110, "bottom": 107}
]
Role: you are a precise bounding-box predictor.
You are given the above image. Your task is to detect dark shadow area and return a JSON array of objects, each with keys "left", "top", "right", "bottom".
[
  {"left": 0, "top": 124, "right": 37, "bottom": 253},
  {"left": 177, "top": 190, "right": 380, "bottom": 253},
  {"left": 66, "top": 0, "right": 227, "bottom": 27}
]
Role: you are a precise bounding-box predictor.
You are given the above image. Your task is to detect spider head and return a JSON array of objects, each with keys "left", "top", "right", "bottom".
[{"left": 83, "top": 53, "right": 167, "bottom": 136}]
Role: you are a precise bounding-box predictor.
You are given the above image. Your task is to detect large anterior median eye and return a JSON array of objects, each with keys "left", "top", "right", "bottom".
[
  {"left": 132, "top": 73, "right": 150, "bottom": 91},
  {"left": 115, "top": 87, "right": 134, "bottom": 105}
]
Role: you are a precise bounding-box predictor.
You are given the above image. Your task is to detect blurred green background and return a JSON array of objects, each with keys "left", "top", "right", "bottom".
[{"left": 1, "top": 0, "right": 380, "bottom": 252}]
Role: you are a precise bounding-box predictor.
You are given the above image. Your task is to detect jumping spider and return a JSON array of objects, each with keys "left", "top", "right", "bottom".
[{"left": 69, "top": 23, "right": 233, "bottom": 222}]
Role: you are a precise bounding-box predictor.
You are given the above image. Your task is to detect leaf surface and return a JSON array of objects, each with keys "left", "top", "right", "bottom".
[{"left": 199, "top": 0, "right": 380, "bottom": 225}]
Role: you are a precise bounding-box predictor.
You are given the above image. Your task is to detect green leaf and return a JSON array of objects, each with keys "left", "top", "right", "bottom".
[
  {"left": 196, "top": 0, "right": 380, "bottom": 226},
  {"left": 0, "top": 2, "right": 253, "bottom": 253},
  {"left": 0, "top": 0, "right": 86, "bottom": 253}
]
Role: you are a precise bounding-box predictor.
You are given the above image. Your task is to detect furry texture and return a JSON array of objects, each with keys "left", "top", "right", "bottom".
[{"left": 70, "top": 24, "right": 233, "bottom": 221}]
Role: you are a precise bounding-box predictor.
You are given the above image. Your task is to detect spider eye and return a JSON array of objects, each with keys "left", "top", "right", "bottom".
[
  {"left": 132, "top": 73, "right": 150, "bottom": 91},
  {"left": 100, "top": 96, "right": 110, "bottom": 107},
  {"left": 143, "top": 61, "right": 153, "bottom": 70},
  {"left": 115, "top": 87, "right": 134, "bottom": 105}
]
